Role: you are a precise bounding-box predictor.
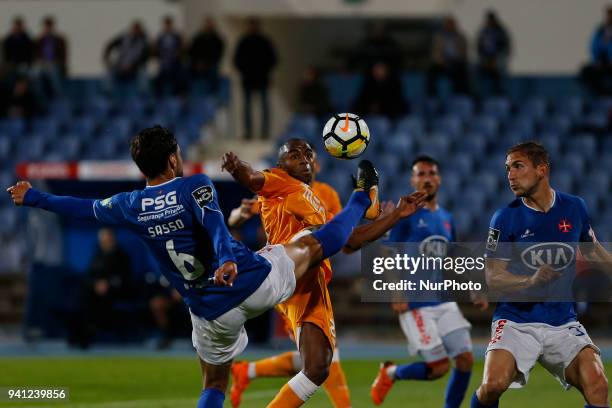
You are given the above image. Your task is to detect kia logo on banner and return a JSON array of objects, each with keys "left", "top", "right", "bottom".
[{"left": 520, "top": 242, "right": 575, "bottom": 271}]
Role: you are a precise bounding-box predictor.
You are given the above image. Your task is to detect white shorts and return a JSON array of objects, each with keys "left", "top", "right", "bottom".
[
  {"left": 486, "top": 319, "right": 600, "bottom": 389},
  {"left": 399, "top": 302, "right": 472, "bottom": 361},
  {"left": 191, "top": 245, "right": 296, "bottom": 365}
]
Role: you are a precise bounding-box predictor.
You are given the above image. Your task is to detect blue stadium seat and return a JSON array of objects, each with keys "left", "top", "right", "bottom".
[
  {"left": 445, "top": 153, "right": 473, "bottom": 175},
  {"left": 588, "top": 170, "right": 611, "bottom": 192},
  {"left": 590, "top": 97, "right": 612, "bottom": 114},
  {"left": 453, "top": 133, "right": 487, "bottom": 155},
  {"left": 577, "top": 189, "right": 602, "bottom": 213},
  {"left": 537, "top": 133, "right": 562, "bottom": 157},
  {"left": 446, "top": 96, "right": 474, "bottom": 118},
  {"left": 431, "top": 115, "right": 463, "bottom": 138},
  {"left": 187, "top": 97, "right": 217, "bottom": 123},
  {"left": 30, "top": 117, "right": 61, "bottom": 138},
  {"left": 518, "top": 97, "right": 548, "bottom": 121},
  {"left": 99, "top": 117, "right": 133, "bottom": 142},
  {"left": 541, "top": 114, "right": 572, "bottom": 134},
  {"left": 56, "top": 135, "right": 83, "bottom": 160},
  {"left": 482, "top": 97, "right": 512, "bottom": 119},
  {"left": 85, "top": 138, "right": 118, "bottom": 160},
  {"left": 505, "top": 117, "right": 535, "bottom": 137},
  {"left": 560, "top": 153, "right": 586, "bottom": 173},
  {"left": 441, "top": 172, "right": 461, "bottom": 195},
  {"left": 478, "top": 153, "right": 508, "bottom": 175},
  {"left": 473, "top": 173, "right": 499, "bottom": 194},
  {"left": 415, "top": 133, "right": 452, "bottom": 157},
  {"left": 0, "top": 137, "right": 13, "bottom": 158},
  {"left": 47, "top": 99, "right": 73, "bottom": 121},
  {"left": 467, "top": 116, "right": 498, "bottom": 138},
  {"left": 289, "top": 115, "right": 320, "bottom": 138},
  {"left": 83, "top": 97, "right": 114, "bottom": 118},
  {"left": 158, "top": 97, "right": 185, "bottom": 121},
  {"left": 68, "top": 117, "right": 98, "bottom": 138},
  {"left": 409, "top": 97, "right": 441, "bottom": 117},
  {"left": 0, "top": 118, "right": 26, "bottom": 137},
  {"left": 365, "top": 116, "right": 391, "bottom": 139},
  {"left": 323, "top": 73, "right": 362, "bottom": 112},
  {"left": 395, "top": 116, "right": 424, "bottom": 137},
  {"left": 564, "top": 134, "right": 596, "bottom": 157},
  {"left": 0, "top": 207, "right": 18, "bottom": 235},
  {"left": 554, "top": 96, "right": 583, "bottom": 118},
  {"left": 452, "top": 209, "right": 474, "bottom": 237},
  {"left": 385, "top": 131, "right": 414, "bottom": 154}
]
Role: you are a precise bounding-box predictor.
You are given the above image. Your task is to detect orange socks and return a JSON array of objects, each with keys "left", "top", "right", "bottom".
[
  {"left": 255, "top": 351, "right": 300, "bottom": 377},
  {"left": 323, "top": 354, "right": 351, "bottom": 407},
  {"left": 266, "top": 383, "right": 304, "bottom": 407},
  {"left": 267, "top": 372, "right": 319, "bottom": 408}
]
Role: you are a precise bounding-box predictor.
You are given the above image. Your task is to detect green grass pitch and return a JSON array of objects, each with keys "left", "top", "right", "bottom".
[{"left": 0, "top": 357, "right": 609, "bottom": 407}]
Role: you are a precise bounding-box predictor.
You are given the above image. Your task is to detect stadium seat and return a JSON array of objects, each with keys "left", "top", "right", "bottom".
[
  {"left": 431, "top": 115, "right": 463, "bottom": 138},
  {"left": 17, "top": 136, "right": 47, "bottom": 161},
  {"left": 587, "top": 170, "right": 611, "bottom": 192},
  {"left": 445, "top": 153, "right": 473, "bottom": 175},
  {"left": 365, "top": 116, "right": 391, "bottom": 139},
  {"left": 452, "top": 209, "right": 474, "bottom": 238},
  {"left": 541, "top": 114, "right": 572, "bottom": 134},
  {"left": 445, "top": 96, "right": 474, "bottom": 118},
  {"left": 537, "top": 133, "right": 562, "bottom": 157},
  {"left": 83, "top": 96, "right": 114, "bottom": 118},
  {"left": 0, "top": 118, "right": 26, "bottom": 138},
  {"left": 554, "top": 96, "right": 583, "bottom": 118},
  {"left": 560, "top": 152, "right": 586, "bottom": 173},
  {"left": 453, "top": 133, "right": 487, "bottom": 155},
  {"left": 564, "top": 134, "right": 596, "bottom": 157},
  {"left": 68, "top": 117, "right": 98, "bottom": 138},
  {"left": 441, "top": 172, "right": 461, "bottom": 195},
  {"left": 551, "top": 169, "right": 574, "bottom": 192},
  {"left": 395, "top": 116, "right": 425, "bottom": 137},
  {"left": 0, "top": 207, "right": 18, "bottom": 235},
  {"left": 467, "top": 116, "right": 498, "bottom": 138},
  {"left": 473, "top": 173, "right": 499, "bottom": 194},
  {"left": 518, "top": 97, "right": 548, "bottom": 121},
  {"left": 414, "top": 133, "right": 452, "bottom": 157},
  {"left": 482, "top": 97, "right": 512, "bottom": 119},
  {"left": 47, "top": 99, "right": 74, "bottom": 122},
  {"left": 0, "top": 137, "right": 13, "bottom": 158},
  {"left": 30, "top": 117, "right": 61, "bottom": 138}
]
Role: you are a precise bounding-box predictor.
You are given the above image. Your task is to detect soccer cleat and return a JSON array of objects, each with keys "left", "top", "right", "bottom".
[
  {"left": 353, "top": 160, "right": 381, "bottom": 220},
  {"left": 230, "top": 361, "right": 251, "bottom": 407},
  {"left": 371, "top": 361, "right": 395, "bottom": 406}
]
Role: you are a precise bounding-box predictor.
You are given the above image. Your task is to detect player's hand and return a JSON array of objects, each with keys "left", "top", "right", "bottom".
[
  {"left": 470, "top": 293, "right": 489, "bottom": 311},
  {"left": 6, "top": 181, "right": 32, "bottom": 206},
  {"left": 529, "top": 264, "right": 561, "bottom": 287},
  {"left": 214, "top": 261, "right": 238, "bottom": 286},
  {"left": 391, "top": 302, "right": 409, "bottom": 313},
  {"left": 396, "top": 191, "right": 427, "bottom": 218},
  {"left": 221, "top": 151, "right": 241, "bottom": 174}
]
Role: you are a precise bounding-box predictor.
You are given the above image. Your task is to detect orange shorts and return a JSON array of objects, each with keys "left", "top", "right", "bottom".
[{"left": 275, "top": 266, "right": 336, "bottom": 350}]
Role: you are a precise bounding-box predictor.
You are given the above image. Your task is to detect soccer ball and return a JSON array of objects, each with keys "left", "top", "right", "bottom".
[{"left": 322, "top": 113, "right": 370, "bottom": 159}]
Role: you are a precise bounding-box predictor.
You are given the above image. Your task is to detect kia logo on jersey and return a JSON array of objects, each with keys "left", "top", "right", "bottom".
[
  {"left": 520, "top": 242, "right": 575, "bottom": 271},
  {"left": 418, "top": 235, "right": 449, "bottom": 258}
]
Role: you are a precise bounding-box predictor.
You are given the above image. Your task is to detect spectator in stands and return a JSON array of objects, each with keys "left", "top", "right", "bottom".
[
  {"left": 233, "top": 18, "right": 278, "bottom": 140},
  {"left": 103, "top": 21, "right": 150, "bottom": 96},
  {"left": 69, "top": 228, "right": 135, "bottom": 348},
  {"left": 147, "top": 279, "right": 189, "bottom": 349},
  {"left": 477, "top": 10, "right": 511, "bottom": 95},
  {"left": 353, "top": 22, "right": 402, "bottom": 72},
  {"left": 153, "top": 16, "right": 185, "bottom": 96},
  {"left": 297, "top": 67, "right": 331, "bottom": 116},
  {"left": 354, "top": 62, "right": 406, "bottom": 119},
  {"left": 189, "top": 17, "right": 225, "bottom": 92},
  {"left": 426, "top": 16, "right": 470, "bottom": 96},
  {"left": 4, "top": 76, "right": 38, "bottom": 119},
  {"left": 580, "top": 6, "right": 612, "bottom": 95},
  {"left": 32, "top": 16, "right": 68, "bottom": 100},
  {"left": 2, "top": 17, "right": 34, "bottom": 75}
]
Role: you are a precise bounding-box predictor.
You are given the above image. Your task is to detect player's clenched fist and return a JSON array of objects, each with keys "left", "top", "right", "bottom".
[
  {"left": 6, "top": 181, "right": 32, "bottom": 206},
  {"left": 214, "top": 261, "right": 238, "bottom": 286},
  {"left": 529, "top": 264, "right": 561, "bottom": 287}
]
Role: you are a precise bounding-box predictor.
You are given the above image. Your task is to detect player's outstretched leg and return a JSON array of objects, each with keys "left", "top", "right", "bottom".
[
  {"left": 322, "top": 349, "right": 351, "bottom": 408},
  {"left": 197, "top": 358, "right": 231, "bottom": 408}
]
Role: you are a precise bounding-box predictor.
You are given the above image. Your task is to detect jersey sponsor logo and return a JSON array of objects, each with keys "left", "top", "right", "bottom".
[
  {"left": 520, "top": 228, "right": 535, "bottom": 239},
  {"left": 568, "top": 324, "right": 585, "bottom": 337},
  {"left": 486, "top": 228, "right": 500, "bottom": 251},
  {"left": 418, "top": 235, "right": 449, "bottom": 258},
  {"left": 558, "top": 219, "right": 572, "bottom": 233},
  {"left": 191, "top": 186, "right": 214, "bottom": 208},
  {"left": 142, "top": 191, "right": 177, "bottom": 212},
  {"left": 489, "top": 319, "right": 507, "bottom": 345},
  {"left": 520, "top": 242, "right": 575, "bottom": 271}
]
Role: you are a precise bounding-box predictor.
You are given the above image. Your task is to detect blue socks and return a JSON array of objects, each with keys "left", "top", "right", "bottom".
[
  {"left": 312, "top": 190, "right": 370, "bottom": 259},
  {"left": 395, "top": 362, "right": 429, "bottom": 380},
  {"left": 445, "top": 368, "right": 471, "bottom": 408},
  {"left": 470, "top": 391, "right": 498, "bottom": 408},
  {"left": 197, "top": 388, "right": 225, "bottom": 408},
  {"left": 584, "top": 405, "right": 610, "bottom": 408}
]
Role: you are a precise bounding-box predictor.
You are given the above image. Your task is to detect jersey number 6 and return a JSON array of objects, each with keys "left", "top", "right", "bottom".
[{"left": 166, "top": 239, "right": 205, "bottom": 281}]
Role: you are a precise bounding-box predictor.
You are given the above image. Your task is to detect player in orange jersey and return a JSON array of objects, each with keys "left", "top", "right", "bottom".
[
  {"left": 222, "top": 138, "right": 426, "bottom": 407},
  {"left": 227, "top": 151, "right": 348, "bottom": 407}
]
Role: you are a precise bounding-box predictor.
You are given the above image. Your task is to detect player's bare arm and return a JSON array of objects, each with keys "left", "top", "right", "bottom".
[
  {"left": 343, "top": 191, "right": 427, "bottom": 253},
  {"left": 486, "top": 258, "right": 560, "bottom": 292},
  {"left": 228, "top": 198, "right": 258, "bottom": 228},
  {"left": 221, "top": 152, "right": 265, "bottom": 192}
]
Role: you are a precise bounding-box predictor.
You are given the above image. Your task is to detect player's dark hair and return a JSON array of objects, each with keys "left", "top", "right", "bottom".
[
  {"left": 130, "top": 125, "right": 178, "bottom": 178},
  {"left": 507, "top": 142, "right": 550, "bottom": 168},
  {"left": 411, "top": 155, "right": 439, "bottom": 170}
]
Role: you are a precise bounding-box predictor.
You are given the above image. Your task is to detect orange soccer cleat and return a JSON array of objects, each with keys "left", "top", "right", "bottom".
[
  {"left": 370, "top": 361, "right": 395, "bottom": 406},
  {"left": 230, "top": 361, "right": 251, "bottom": 407}
]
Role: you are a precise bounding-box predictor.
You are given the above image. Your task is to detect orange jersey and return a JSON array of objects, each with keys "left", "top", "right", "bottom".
[{"left": 312, "top": 180, "right": 342, "bottom": 217}]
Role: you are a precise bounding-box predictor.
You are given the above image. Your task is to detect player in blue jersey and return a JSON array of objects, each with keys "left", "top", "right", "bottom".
[
  {"left": 371, "top": 155, "right": 488, "bottom": 407},
  {"left": 471, "top": 142, "right": 611, "bottom": 408},
  {"left": 6, "top": 125, "right": 411, "bottom": 408}
]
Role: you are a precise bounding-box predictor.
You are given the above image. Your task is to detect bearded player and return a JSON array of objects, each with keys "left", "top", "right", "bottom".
[{"left": 222, "top": 138, "right": 426, "bottom": 407}]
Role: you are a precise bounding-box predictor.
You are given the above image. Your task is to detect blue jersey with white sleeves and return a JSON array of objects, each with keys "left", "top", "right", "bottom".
[
  {"left": 92, "top": 175, "right": 271, "bottom": 321},
  {"left": 485, "top": 190, "right": 595, "bottom": 326},
  {"left": 388, "top": 206, "right": 456, "bottom": 309}
]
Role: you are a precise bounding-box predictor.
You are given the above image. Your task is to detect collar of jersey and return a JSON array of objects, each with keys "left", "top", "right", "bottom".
[
  {"left": 145, "top": 177, "right": 182, "bottom": 189},
  {"left": 521, "top": 189, "right": 556, "bottom": 213}
]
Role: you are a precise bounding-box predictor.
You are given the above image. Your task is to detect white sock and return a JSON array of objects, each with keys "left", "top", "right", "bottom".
[
  {"left": 247, "top": 362, "right": 257, "bottom": 379},
  {"left": 386, "top": 365, "right": 397, "bottom": 380},
  {"left": 332, "top": 348, "right": 340, "bottom": 362},
  {"left": 288, "top": 371, "right": 320, "bottom": 401}
]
